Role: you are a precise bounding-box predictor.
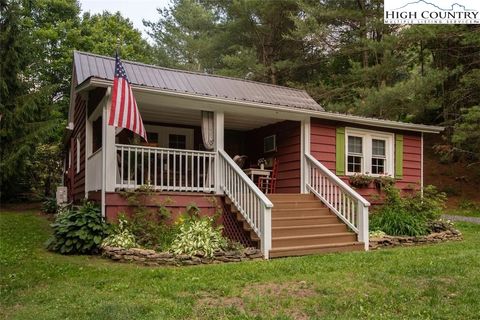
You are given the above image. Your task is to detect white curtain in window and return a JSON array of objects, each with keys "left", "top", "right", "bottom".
[{"left": 201, "top": 111, "right": 215, "bottom": 150}]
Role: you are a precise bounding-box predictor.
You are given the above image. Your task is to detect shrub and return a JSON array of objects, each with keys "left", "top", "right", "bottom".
[
  {"left": 41, "top": 197, "right": 58, "bottom": 214},
  {"left": 370, "top": 206, "right": 429, "bottom": 237},
  {"left": 369, "top": 185, "right": 446, "bottom": 237},
  {"left": 120, "top": 189, "right": 177, "bottom": 251},
  {"left": 46, "top": 202, "right": 109, "bottom": 254},
  {"left": 101, "top": 215, "right": 137, "bottom": 249},
  {"left": 170, "top": 216, "right": 228, "bottom": 257}
]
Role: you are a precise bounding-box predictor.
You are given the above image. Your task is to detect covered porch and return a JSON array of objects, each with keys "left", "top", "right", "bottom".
[{"left": 85, "top": 87, "right": 306, "bottom": 196}]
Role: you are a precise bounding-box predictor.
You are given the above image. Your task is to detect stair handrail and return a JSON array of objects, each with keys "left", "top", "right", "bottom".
[
  {"left": 305, "top": 153, "right": 370, "bottom": 250},
  {"left": 218, "top": 149, "right": 273, "bottom": 258}
]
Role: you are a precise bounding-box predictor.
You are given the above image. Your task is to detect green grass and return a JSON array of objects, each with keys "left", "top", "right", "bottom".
[{"left": 1, "top": 211, "right": 480, "bottom": 320}]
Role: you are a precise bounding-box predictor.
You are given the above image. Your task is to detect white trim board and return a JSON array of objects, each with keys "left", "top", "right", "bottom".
[{"left": 345, "top": 127, "right": 394, "bottom": 177}]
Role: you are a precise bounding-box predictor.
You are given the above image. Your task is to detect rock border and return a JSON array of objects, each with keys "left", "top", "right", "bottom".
[
  {"left": 101, "top": 246, "right": 263, "bottom": 266},
  {"left": 369, "top": 229, "right": 463, "bottom": 250}
]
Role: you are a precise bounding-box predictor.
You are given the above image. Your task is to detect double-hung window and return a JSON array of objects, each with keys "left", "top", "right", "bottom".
[{"left": 345, "top": 128, "right": 394, "bottom": 176}]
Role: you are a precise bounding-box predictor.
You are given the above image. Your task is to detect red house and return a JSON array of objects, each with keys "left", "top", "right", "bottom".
[{"left": 64, "top": 51, "right": 443, "bottom": 259}]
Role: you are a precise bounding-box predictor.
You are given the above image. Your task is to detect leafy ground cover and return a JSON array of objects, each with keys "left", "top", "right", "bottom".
[{"left": 1, "top": 210, "right": 480, "bottom": 320}]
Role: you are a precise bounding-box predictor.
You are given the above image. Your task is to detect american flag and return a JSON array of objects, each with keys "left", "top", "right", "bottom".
[{"left": 108, "top": 53, "right": 147, "bottom": 141}]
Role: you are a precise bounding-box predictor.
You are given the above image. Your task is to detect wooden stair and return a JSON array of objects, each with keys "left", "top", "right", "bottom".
[{"left": 268, "top": 193, "right": 364, "bottom": 258}]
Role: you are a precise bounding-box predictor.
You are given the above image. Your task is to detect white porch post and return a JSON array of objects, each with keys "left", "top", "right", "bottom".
[
  {"left": 214, "top": 111, "right": 224, "bottom": 194},
  {"left": 357, "top": 202, "right": 369, "bottom": 251},
  {"left": 101, "top": 87, "right": 114, "bottom": 218},
  {"left": 300, "top": 117, "right": 311, "bottom": 193}
]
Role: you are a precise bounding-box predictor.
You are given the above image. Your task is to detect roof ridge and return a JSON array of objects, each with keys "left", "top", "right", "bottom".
[{"left": 73, "top": 50, "right": 310, "bottom": 94}]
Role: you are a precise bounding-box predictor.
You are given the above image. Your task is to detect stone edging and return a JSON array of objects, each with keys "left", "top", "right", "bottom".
[
  {"left": 102, "top": 246, "right": 263, "bottom": 266},
  {"left": 369, "top": 229, "right": 463, "bottom": 250}
]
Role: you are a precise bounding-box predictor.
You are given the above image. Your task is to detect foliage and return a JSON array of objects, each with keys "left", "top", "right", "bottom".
[
  {"left": 120, "top": 188, "right": 177, "bottom": 251},
  {"left": 41, "top": 198, "right": 58, "bottom": 214},
  {"left": 452, "top": 106, "right": 480, "bottom": 161},
  {"left": 373, "top": 175, "right": 396, "bottom": 190},
  {"left": 101, "top": 215, "right": 137, "bottom": 249},
  {"left": 46, "top": 202, "right": 108, "bottom": 254},
  {"left": 370, "top": 185, "right": 447, "bottom": 236},
  {"left": 369, "top": 230, "right": 386, "bottom": 238},
  {"left": 170, "top": 216, "right": 227, "bottom": 257},
  {"left": 348, "top": 173, "right": 373, "bottom": 188},
  {"left": 370, "top": 206, "right": 429, "bottom": 237},
  {"left": 31, "top": 144, "right": 63, "bottom": 197}
]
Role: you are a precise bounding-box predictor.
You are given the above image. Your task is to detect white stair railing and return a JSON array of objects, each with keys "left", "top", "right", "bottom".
[
  {"left": 305, "top": 153, "right": 370, "bottom": 250},
  {"left": 218, "top": 149, "right": 273, "bottom": 259},
  {"left": 116, "top": 144, "right": 216, "bottom": 192}
]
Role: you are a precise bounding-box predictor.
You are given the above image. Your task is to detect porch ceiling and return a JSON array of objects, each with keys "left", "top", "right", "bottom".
[{"left": 139, "top": 102, "right": 283, "bottom": 131}]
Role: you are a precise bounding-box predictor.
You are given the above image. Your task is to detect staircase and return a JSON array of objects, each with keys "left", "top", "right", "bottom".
[{"left": 267, "top": 193, "right": 364, "bottom": 258}]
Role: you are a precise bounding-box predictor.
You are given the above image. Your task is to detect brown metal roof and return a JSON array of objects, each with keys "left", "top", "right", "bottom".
[{"left": 73, "top": 51, "right": 323, "bottom": 111}]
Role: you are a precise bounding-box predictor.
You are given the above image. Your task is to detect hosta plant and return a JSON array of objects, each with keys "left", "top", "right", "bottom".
[
  {"left": 101, "top": 215, "right": 137, "bottom": 249},
  {"left": 46, "top": 202, "right": 109, "bottom": 254},
  {"left": 170, "top": 216, "right": 228, "bottom": 257}
]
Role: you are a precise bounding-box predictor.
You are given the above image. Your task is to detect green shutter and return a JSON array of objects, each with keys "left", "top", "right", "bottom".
[
  {"left": 336, "top": 127, "right": 345, "bottom": 175},
  {"left": 395, "top": 134, "right": 404, "bottom": 178}
]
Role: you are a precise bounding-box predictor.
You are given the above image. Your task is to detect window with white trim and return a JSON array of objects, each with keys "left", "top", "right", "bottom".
[{"left": 345, "top": 128, "right": 394, "bottom": 176}]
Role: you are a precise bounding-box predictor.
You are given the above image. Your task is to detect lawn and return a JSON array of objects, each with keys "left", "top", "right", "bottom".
[{"left": 1, "top": 211, "right": 480, "bottom": 320}]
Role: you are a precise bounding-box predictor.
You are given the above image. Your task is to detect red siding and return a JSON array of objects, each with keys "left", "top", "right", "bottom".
[
  {"left": 310, "top": 118, "right": 422, "bottom": 204},
  {"left": 72, "top": 95, "right": 87, "bottom": 202},
  {"left": 246, "top": 121, "right": 301, "bottom": 193},
  {"left": 88, "top": 191, "right": 221, "bottom": 222}
]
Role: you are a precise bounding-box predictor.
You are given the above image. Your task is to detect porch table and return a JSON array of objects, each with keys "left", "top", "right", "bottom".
[{"left": 243, "top": 168, "right": 271, "bottom": 182}]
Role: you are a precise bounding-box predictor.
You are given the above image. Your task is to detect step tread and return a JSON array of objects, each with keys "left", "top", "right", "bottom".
[
  {"left": 272, "top": 208, "right": 329, "bottom": 211},
  {"left": 272, "top": 232, "right": 355, "bottom": 241},
  {"left": 270, "top": 241, "right": 363, "bottom": 252},
  {"left": 272, "top": 224, "right": 345, "bottom": 230},
  {"left": 272, "top": 216, "right": 338, "bottom": 221}
]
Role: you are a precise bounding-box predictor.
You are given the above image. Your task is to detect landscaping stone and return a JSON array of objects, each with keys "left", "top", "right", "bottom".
[
  {"left": 101, "top": 246, "right": 263, "bottom": 267},
  {"left": 369, "top": 229, "right": 462, "bottom": 250}
]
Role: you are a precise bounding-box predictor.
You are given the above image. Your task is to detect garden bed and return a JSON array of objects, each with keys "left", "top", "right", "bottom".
[
  {"left": 370, "top": 229, "right": 462, "bottom": 250},
  {"left": 102, "top": 246, "right": 263, "bottom": 266}
]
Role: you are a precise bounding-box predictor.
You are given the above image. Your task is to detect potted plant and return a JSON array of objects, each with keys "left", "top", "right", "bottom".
[
  {"left": 373, "top": 174, "right": 396, "bottom": 191},
  {"left": 257, "top": 158, "right": 267, "bottom": 170},
  {"left": 348, "top": 173, "right": 373, "bottom": 188}
]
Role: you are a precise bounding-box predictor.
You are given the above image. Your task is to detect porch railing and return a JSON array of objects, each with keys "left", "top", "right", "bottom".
[
  {"left": 115, "top": 144, "right": 216, "bottom": 192},
  {"left": 305, "top": 153, "right": 370, "bottom": 250},
  {"left": 218, "top": 149, "right": 273, "bottom": 259},
  {"left": 86, "top": 148, "right": 102, "bottom": 192}
]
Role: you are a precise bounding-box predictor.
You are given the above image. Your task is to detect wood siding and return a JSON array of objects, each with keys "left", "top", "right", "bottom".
[
  {"left": 246, "top": 121, "right": 301, "bottom": 193},
  {"left": 72, "top": 95, "right": 87, "bottom": 202},
  {"left": 88, "top": 191, "right": 221, "bottom": 222},
  {"left": 310, "top": 118, "right": 422, "bottom": 204}
]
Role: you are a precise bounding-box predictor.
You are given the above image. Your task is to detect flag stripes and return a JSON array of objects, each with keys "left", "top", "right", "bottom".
[{"left": 108, "top": 53, "right": 147, "bottom": 141}]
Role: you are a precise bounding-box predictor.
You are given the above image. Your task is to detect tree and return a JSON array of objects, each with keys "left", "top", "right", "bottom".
[
  {"left": 79, "top": 11, "right": 153, "bottom": 63},
  {"left": 0, "top": 0, "right": 64, "bottom": 200}
]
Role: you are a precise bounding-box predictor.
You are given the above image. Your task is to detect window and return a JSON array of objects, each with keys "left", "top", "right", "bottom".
[
  {"left": 92, "top": 116, "right": 102, "bottom": 153},
  {"left": 168, "top": 134, "right": 186, "bottom": 149},
  {"left": 345, "top": 128, "right": 394, "bottom": 176},
  {"left": 76, "top": 137, "right": 81, "bottom": 174},
  {"left": 347, "top": 136, "right": 363, "bottom": 173},
  {"left": 371, "top": 139, "right": 386, "bottom": 174},
  {"left": 264, "top": 135, "right": 276, "bottom": 153},
  {"left": 146, "top": 132, "right": 158, "bottom": 143},
  {"left": 144, "top": 125, "right": 194, "bottom": 149}
]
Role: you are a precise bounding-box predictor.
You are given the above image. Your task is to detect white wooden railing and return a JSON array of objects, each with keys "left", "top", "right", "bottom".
[
  {"left": 305, "top": 154, "right": 370, "bottom": 250},
  {"left": 115, "top": 144, "right": 216, "bottom": 192},
  {"left": 218, "top": 149, "right": 273, "bottom": 259},
  {"left": 86, "top": 148, "right": 102, "bottom": 191}
]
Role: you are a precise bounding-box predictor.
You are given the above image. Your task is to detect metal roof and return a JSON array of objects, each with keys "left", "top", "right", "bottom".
[{"left": 73, "top": 51, "right": 323, "bottom": 111}]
